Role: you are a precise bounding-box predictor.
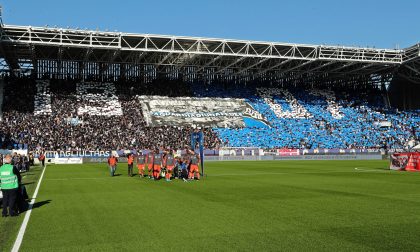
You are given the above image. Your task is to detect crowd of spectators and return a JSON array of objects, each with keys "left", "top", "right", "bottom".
[
  {"left": 0, "top": 77, "right": 418, "bottom": 151},
  {"left": 192, "top": 81, "right": 419, "bottom": 150},
  {"left": 0, "top": 78, "right": 220, "bottom": 151}
]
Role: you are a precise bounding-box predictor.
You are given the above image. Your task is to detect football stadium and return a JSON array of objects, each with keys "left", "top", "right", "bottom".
[{"left": 0, "top": 1, "right": 420, "bottom": 251}]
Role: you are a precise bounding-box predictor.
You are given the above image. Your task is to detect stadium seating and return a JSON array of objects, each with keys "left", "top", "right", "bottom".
[
  {"left": 0, "top": 77, "right": 418, "bottom": 151},
  {"left": 34, "top": 80, "right": 52, "bottom": 116},
  {"left": 192, "top": 83, "right": 419, "bottom": 149},
  {"left": 76, "top": 82, "right": 123, "bottom": 116},
  {"left": 0, "top": 78, "right": 220, "bottom": 151}
]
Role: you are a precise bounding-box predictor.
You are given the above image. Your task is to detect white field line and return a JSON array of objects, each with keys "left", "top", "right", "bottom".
[{"left": 12, "top": 164, "right": 47, "bottom": 252}]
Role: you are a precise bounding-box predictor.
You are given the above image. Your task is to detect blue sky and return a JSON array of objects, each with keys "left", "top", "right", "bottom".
[{"left": 2, "top": 0, "right": 419, "bottom": 49}]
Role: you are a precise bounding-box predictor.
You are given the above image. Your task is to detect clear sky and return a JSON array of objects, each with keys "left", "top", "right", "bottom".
[{"left": 1, "top": 0, "right": 419, "bottom": 49}]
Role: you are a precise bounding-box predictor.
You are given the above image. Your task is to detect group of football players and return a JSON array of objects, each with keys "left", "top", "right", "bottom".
[{"left": 107, "top": 148, "right": 201, "bottom": 181}]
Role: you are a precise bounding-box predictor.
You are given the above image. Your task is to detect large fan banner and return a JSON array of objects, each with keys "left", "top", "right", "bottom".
[{"left": 138, "top": 96, "right": 269, "bottom": 128}]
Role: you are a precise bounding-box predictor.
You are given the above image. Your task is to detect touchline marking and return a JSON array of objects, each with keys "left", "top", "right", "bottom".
[{"left": 12, "top": 165, "right": 47, "bottom": 252}]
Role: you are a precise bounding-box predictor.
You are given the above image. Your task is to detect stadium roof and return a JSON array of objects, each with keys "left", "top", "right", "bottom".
[{"left": 0, "top": 24, "right": 419, "bottom": 83}]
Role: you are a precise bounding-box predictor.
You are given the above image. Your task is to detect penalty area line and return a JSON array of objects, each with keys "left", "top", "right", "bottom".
[{"left": 11, "top": 165, "right": 47, "bottom": 252}]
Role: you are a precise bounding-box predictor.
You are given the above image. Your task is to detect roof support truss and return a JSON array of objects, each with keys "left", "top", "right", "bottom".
[{"left": 2, "top": 24, "right": 418, "bottom": 81}]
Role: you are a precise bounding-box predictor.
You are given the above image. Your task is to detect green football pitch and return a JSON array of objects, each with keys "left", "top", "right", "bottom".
[{"left": 1, "top": 160, "right": 420, "bottom": 251}]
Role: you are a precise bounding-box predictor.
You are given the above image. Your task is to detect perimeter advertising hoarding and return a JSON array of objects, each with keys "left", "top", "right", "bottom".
[
  {"left": 54, "top": 157, "right": 83, "bottom": 164},
  {"left": 277, "top": 149, "right": 300, "bottom": 156}
]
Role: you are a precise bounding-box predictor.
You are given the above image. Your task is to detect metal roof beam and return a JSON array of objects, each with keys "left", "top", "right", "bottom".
[
  {"left": 278, "top": 60, "right": 315, "bottom": 75},
  {"left": 99, "top": 50, "right": 120, "bottom": 75},
  {"left": 0, "top": 25, "right": 405, "bottom": 64},
  {"left": 346, "top": 63, "right": 377, "bottom": 74},
  {"left": 234, "top": 57, "right": 270, "bottom": 76},
  {"left": 256, "top": 58, "right": 293, "bottom": 75},
  {"left": 404, "top": 63, "right": 420, "bottom": 75},
  {"left": 214, "top": 56, "right": 247, "bottom": 74},
  {"left": 120, "top": 52, "right": 147, "bottom": 77},
  {"left": 326, "top": 62, "right": 358, "bottom": 73},
  {"left": 291, "top": 61, "right": 337, "bottom": 79}
]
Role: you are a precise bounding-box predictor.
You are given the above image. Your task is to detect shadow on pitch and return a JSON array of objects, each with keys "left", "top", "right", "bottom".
[
  {"left": 12, "top": 200, "right": 52, "bottom": 214},
  {"left": 32, "top": 200, "right": 52, "bottom": 209}
]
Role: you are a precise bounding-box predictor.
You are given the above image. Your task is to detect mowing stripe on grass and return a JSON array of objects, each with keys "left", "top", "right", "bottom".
[
  {"left": 43, "top": 173, "right": 290, "bottom": 180},
  {"left": 354, "top": 167, "right": 392, "bottom": 172},
  {"left": 42, "top": 168, "right": 393, "bottom": 181},
  {"left": 11, "top": 165, "right": 47, "bottom": 252},
  {"left": 44, "top": 177, "right": 111, "bottom": 181},
  {"left": 210, "top": 172, "right": 288, "bottom": 177},
  {"left": 211, "top": 169, "right": 391, "bottom": 176}
]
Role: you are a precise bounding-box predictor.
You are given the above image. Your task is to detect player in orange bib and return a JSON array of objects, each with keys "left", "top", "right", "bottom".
[
  {"left": 147, "top": 150, "right": 154, "bottom": 179},
  {"left": 136, "top": 151, "right": 146, "bottom": 178},
  {"left": 108, "top": 155, "right": 118, "bottom": 177},
  {"left": 164, "top": 150, "right": 176, "bottom": 182},
  {"left": 127, "top": 153, "right": 134, "bottom": 177},
  {"left": 152, "top": 148, "right": 163, "bottom": 180},
  {"left": 188, "top": 151, "right": 200, "bottom": 180}
]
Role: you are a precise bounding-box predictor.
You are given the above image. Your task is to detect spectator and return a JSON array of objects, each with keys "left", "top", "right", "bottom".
[{"left": 0, "top": 154, "right": 21, "bottom": 217}]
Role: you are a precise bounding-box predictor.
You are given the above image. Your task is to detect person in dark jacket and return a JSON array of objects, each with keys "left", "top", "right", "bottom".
[{"left": 29, "top": 152, "right": 35, "bottom": 166}]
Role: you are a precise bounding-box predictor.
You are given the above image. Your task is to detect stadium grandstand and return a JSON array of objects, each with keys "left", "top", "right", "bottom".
[
  {"left": 0, "top": 21, "right": 418, "bottom": 152},
  {"left": 1, "top": 2, "right": 420, "bottom": 252}
]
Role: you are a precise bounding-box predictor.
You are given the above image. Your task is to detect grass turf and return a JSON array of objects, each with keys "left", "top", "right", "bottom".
[
  {"left": 2, "top": 160, "right": 420, "bottom": 251},
  {"left": 0, "top": 165, "right": 43, "bottom": 251}
]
